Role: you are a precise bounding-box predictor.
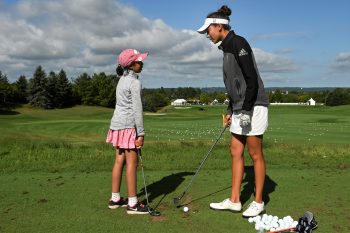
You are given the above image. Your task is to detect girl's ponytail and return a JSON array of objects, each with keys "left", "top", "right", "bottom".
[{"left": 116, "top": 64, "right": 124, "bottom": 76}]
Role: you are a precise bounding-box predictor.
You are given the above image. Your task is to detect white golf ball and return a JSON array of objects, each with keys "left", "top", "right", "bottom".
[{"left": 183, "top": 206, "right": 189, "bottom": 212}]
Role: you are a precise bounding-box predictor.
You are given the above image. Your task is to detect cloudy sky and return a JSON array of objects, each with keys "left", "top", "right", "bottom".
[{"left": 0, "top": 0, "right": 349, "bottom": 88}]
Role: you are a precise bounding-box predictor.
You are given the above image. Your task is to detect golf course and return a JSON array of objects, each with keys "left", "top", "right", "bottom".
[{"left": 0, "top": 104, "right": 349, "bottom": 233}]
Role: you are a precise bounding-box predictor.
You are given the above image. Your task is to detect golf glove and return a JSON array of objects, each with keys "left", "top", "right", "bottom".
[{"left": 239, "top": 112, "right": 251, "bottom": 127}]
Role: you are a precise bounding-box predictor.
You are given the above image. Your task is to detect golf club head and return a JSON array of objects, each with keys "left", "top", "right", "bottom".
[
  {"left": 148, "top": 207, "right": 161, "bottom": 216},
  {"left": 173, "top": 197, "right": 181, "bottom": 206}
]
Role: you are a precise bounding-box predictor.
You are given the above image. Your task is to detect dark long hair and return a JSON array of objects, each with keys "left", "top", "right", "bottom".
[{"left": 116, "top": 64, "right": 124, "bottom": 76}]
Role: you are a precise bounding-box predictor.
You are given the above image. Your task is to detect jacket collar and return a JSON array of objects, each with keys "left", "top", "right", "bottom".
[
  {"left": 218, "top": 30, "right": 235, "bottom": 51},
  {"left": 123, "top": 69, "right": 139, "bottom": 79}
]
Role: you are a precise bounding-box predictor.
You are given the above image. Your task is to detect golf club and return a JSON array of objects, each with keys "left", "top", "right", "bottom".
[
  {"left": 138, "top": 150, "right": 161, "bottom": 216},
  {"left": 173, "top": 124, "right": 229, "bottom": 206}
]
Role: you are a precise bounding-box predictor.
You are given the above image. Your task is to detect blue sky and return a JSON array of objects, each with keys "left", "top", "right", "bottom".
[{"left": 0, "top": 0, "right": 349, "bottom": 88}]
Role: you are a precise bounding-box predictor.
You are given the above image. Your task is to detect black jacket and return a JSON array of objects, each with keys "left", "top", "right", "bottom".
[{"left": 219, "top": 31, "right": 269, "bottom": 114}]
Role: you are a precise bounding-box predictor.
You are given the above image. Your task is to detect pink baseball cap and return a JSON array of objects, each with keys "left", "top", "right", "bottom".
[{"left": 118, "top": 49, "right": 148, "bottom": 68}]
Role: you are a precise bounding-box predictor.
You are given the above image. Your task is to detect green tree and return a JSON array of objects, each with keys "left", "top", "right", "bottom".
[
  {"left": 214, "top": 92, "right": 226, "bottom": 103},
  {"left": 200, "top": 92, "right": 211, "bottom": 104},
  {"left": 269, "top": 90, "right": 283, "bottom": 103},
  {"left": 174, "top": 87, "right": 201, "bottom": 100},
  {"left": 0, "top": 71, "right": 13, "bottom": 109},
  {"left": 91, "top": 72, "right": 117, "bottom": 107},
  {"left": 14, "top": 75, "right": 28, "bottom": 104},
  {"left": 47, "top": 71, "right": 58, "bottom": 107},
  {"left": 297, "top": 94, "right": 310, "bottom": 103},
  {"left": 28, "top": 66, "right": 53, "bottom": 109},
  {"left": 72, "top": 73, "right": 95, "bottom": 105},
  {"left": 142, "top": 88, "right": 169, "bottom": 112},
  {"left": 56, "top": 69, "right": 73, "bottom": 108},
  {"left": 325, "top": 88, "right": 350, "bottom": 106}
]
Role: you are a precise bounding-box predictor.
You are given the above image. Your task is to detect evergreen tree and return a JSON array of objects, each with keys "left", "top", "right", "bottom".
[
  {"left": 0, "top": 71, "right": 12, "bottom": 109},
  {"left": 72, "top": 73, "right": 94, "bottom": 105},
  {"left": 47, "top": 71, "right": 58, "bottom": 107},
  {"left": 15, "top": 75, "right": 28, "bottom": 104},
  {"left": 56, "top": 69, "right": 73, "bottom": 108},
  {"left": 27, "top": 66, "right": 53, "bottom": 109},
  {"left": 91, "top": 72, "right": 117, "bottom": 107}
]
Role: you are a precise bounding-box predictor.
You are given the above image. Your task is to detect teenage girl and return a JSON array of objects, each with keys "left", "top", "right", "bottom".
[
  {"left": 197, "top": 5, "right": 269, "bottom": 217},
  {"left": 106, "top": 48, "right": 149, "bottom": 214}
]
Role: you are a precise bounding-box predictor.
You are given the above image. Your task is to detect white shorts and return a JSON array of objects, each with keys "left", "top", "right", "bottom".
[{"left": 230, "top": 106, "right": 268, "bottom": 136}]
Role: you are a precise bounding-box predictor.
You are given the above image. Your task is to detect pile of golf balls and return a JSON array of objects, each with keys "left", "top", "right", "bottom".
[{"left": 247, "top": 214, "right": 298, "bottom": 232}]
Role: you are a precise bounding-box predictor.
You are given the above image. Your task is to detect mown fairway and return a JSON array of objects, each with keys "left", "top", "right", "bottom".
[{"left": 0, "top": 105, "right": 349, "bottom": 233}]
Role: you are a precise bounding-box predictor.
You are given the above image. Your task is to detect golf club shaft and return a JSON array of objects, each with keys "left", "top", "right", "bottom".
[
  {"left": 138, "top": 150, "right": 161, "bottom": 216},
  {"left": 266, "top": 227, "right": 296, "bottom": 233},
  {"left": 138, "top": 150, "right": 149, "bottom": 206},
  {"left": 178, "top": 125, "right": 228, "bottom": 200}
]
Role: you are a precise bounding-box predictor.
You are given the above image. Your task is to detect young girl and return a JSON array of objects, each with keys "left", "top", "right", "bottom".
[
  {"left": 106, "top": 48, "right": 149, "bottom": 214},
  {"left": 197, "top": 5, "right": 269, "bottom": 217}
]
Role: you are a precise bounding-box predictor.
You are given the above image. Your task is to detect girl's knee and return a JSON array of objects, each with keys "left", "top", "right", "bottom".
[
  {"left": 230, "top": 148, "right": 243, "bottom": 159},
  {"left": 249, "top": 150, "right": 264, "bottom": 161}
]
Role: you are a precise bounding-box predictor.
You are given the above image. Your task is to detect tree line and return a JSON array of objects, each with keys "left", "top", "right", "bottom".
[{"left": 1, "top": 66, "right": 350, "bottom": 111}]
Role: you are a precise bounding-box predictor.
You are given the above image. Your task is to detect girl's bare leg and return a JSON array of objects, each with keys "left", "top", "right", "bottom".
[
  {"left": 230, "top": 134, "right": 246, "bottom": 203},
  {"left": 111, "top": 148, "right": 125, "bottom": 193},
  {"left": 125, "top": 149, "right": 138, "bottom": 197},
  {"left": 247, "top": 135, "right": 265, "bottom": 203}
]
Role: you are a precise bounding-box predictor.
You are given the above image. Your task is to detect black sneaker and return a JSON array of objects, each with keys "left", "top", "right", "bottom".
[
  {"left": 108, "top": 197, "right": 128, "bottom": 209},
  {"left": 126, "top": 202, "right": 149, "bottom": 215}
]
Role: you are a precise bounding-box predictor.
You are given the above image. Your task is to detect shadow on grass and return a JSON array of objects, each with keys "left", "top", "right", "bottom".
[
  {"left": 138, "top": 166, "right": 277, "bottom": 208},
  {"left": 241, "top": 166, "right": 277, "bottom": 205},
  {"left": 0, "top": 109, "right": 20, "bottom": 115},
  {"left": 181, "top": 166, "right": 277, "bottom": 206},
  {"left": 138, "top": 171, "right": 194, "bottom": 208},
  {"left": 182, "top": 186, "right": 232, "bottom": 207}
]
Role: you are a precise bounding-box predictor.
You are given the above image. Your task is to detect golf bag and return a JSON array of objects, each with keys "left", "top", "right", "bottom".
[{"left": 296, "top": 211, "right": 318, "bottom": 233}]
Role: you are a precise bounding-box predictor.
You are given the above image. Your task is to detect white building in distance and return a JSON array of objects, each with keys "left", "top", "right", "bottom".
[
  {"left": 171, "top": 99, "right": 187, "bottom": 106},
  {"left": 307, "top": 98, "right": 316, "bottom": 106}
]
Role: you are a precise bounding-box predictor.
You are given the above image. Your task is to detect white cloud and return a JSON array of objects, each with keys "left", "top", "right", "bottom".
[
  {"left": 0, "top": 0, "right": 298, "bottom": 87},
  {"left": 332, "top": 52, "right": 350, "bottom": 72},
  {"left": 253, "top": 48, "right": 296, "bottom": 73}
]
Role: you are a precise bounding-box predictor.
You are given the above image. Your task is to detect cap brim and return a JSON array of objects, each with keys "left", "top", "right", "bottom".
[
  {"left": 136, "top": 52, "right": 148, "bottom": 62},
  {"left": 197, "top": 22, "right": 210, "bottom": 34},
  {"left": 197, "top": 18, "right": 229, "bottom": 34}
]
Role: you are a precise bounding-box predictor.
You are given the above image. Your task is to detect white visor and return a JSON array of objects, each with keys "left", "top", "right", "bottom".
[{"left": 197, "top": 18, "right": 229, "bottom": 34}]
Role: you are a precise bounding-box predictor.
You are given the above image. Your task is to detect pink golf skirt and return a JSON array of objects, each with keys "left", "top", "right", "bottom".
[{"left": 106, "top": 128, "right": 136, "bottom": 149}]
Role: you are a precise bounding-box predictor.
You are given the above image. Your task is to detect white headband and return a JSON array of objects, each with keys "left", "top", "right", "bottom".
[{"left": 197, "top": 18, "right": 229, "bottom": 34}]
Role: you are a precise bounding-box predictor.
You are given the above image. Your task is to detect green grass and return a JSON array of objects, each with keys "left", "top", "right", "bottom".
[{"left": 0, "top": 105, "right": 350, "bottom": 233}]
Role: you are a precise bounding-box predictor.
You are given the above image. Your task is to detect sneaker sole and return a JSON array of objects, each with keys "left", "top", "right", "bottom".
[
  {"left": 126, "top": 210, "right": 150, "bottom": 215},
  {"left": 108, "top": 204, "right": 127, "bottom": 209},
  {"left": 242, "top": 209, "right": 266, "bottom": 218},
  {"left": 209, "top": 207, "right": 242, "bottom": 213}
]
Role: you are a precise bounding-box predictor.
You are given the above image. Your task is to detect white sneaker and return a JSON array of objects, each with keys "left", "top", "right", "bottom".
[
  {"left": 209, "top": 198, "right": 242, "bottom": 212},
  {"left": 242, "top": 201, "right": 265, "bottom": 217}
]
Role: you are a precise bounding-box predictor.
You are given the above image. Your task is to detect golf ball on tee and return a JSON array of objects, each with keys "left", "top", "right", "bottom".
[{"left": 183, "top": 206, "right": 189, "bottom": 212}]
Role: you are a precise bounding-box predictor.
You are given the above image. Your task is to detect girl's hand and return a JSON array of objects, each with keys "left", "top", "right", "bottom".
[
  {"left": 224, "top": 114, "right": 232, "bottom": 127},
  {"left": 135, "top": 136, "right": 144, "bottom": 149}
]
